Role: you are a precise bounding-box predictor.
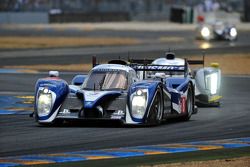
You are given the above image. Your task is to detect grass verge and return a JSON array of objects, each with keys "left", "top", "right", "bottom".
[
  {"left": 188, "top": 53, "right": 250, "bottom": 75},
  {"left": 0, "top": 37, "right": 140, "bottom": 49}
]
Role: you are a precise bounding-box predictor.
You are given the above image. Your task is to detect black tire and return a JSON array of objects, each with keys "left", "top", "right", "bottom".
[
  {"left": 182, "top": 84, "right": 194, "bottom": 121},
  {"left": 147, "top": 89, "right": 163, "bottom": 125}
]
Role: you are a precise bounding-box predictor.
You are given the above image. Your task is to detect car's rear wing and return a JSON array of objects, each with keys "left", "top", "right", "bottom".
[
  {"left": 187, "top": 60, "right": 204, "bottom": 65},
  {"left": 129, "top": 56, "right": 205, "bottom": 66},
  {"left": 129, "top": 58, "right": 186, "bottom": 72},
  {"left": 128, "top": 55, "right": 204, "bottom": 79},
  {"left": 129, "top": 58, "right": 189, "bottom": 79},
  {"left": 92, "top": 55, "right": 205, "bottom": 71},
  {"left": 130, "top": 64, "right": 186, "bottom": 72},
  {"left": 187, "top": 55, "right": 205, "bottom": 67}
]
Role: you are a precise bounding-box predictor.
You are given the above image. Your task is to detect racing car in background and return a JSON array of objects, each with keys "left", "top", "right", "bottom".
[
  {"left": 130, "top": 54, "right": 222, "bottom": 107},
  {"left": 196, "top": 21, "right": 237, "bottom": 41},
  {"left": 192, "top": 61, "right": 222, "bottom": 106},
  {"left": 33, "top": 53, "right": 197, "bottom": 126}
]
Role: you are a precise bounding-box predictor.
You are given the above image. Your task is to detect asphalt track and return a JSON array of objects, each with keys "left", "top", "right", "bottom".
[{"left": 0, "top": 73, "right": 250, "bottom": 158}]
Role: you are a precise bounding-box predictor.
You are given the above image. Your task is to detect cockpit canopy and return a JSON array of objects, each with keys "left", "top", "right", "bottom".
[{"left": 82, "top": 70, "right": 128, "bottom": 91}]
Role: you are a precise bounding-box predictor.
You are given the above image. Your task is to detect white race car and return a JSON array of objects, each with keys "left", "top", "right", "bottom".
[
  {"left": 196, "top": 21, "right": 237, "bottom": 41},
  {"left": 131, "top": 53, "right": 222, "bottom": 106}
]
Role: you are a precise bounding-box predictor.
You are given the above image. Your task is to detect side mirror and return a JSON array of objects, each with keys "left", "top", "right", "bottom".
[
  {"left": 49, "top": 71, "right": 59, "bottom": 77},
  {"left": 72, "top": 75, "right": 86, "bottom": 86}
]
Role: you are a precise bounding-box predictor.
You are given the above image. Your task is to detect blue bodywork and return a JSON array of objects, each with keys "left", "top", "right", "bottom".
[
  {"left": 165, "top": 78, "right": 190, "bottom": 104},
  {"left": 128, "top": 80, "right": 161, "bottom": 123},
  {"left": 71, "top": 75, "right": 86, "bottom": 86},
  {"left": 35, "top": 77, "right": 69, "bottom": 121}
]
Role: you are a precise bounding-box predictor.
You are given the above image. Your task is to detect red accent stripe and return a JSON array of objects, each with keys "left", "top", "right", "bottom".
[
  {"left": 44, "top": 77, "right": 61, "bottom": 80},
  {"left": 181, "top": 96, "right": 186, "bottom": 113}
]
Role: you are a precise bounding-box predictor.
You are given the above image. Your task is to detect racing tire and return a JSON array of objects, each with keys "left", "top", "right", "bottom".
[
  {"left": 147, "top": 89, "right": 163, "bottom": 125},
  {"left": 182, "top": 84, "right": 194, "bottom": 121}
]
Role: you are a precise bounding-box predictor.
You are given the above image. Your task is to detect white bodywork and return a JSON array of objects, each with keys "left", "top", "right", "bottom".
[
  {"left": 92, "top": 64, "right": 133, "bottom": 73},
  {"left": 193, "top": 67, "right": 222, "bottom": 105},
  {"left": 152, "top": 58, "right": 185, "bottom": 66},
  {"left": 151, "top": 57, "right": 222, "bottom": 105}
]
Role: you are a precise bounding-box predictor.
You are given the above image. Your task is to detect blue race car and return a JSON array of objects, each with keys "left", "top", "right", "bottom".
[{"left": 34, "top": 53, "right": 197, "bottom": 125}]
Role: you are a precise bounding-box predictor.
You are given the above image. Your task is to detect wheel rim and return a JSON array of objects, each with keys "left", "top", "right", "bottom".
[
  {"left": 187, "top": 90, "right": 193, "bottom": 116},
  {"left": 154, "top": 92, "right": 162, "bottom": 121},
  {"left": 148, "top": 90, "right": 163, "bottom": 124}
]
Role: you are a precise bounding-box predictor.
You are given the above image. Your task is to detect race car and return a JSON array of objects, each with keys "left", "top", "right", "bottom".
[
  {"left": 141, "top": 54, "right": 222, "bottom": 106},
  {"left": 192, "top": 62, "right": 222, "bottom": 106},
  {"left": 196, "top": 21, "right": 237, "bottom": 41},
  {"left": 33, "top": 53, "right": 197, "bottom": 126}
]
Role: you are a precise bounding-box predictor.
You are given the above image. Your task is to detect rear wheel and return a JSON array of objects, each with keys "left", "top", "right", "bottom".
[{"left": 147, "top": 89, "right": 163, "bottom": 125}]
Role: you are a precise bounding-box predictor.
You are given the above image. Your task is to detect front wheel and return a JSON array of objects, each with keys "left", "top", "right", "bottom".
[
  {"left": 147, "top": 89, "right": 163, "bottom": 125},
  {"left": 182, "top": 85, "right": 194, "bottom": 121}
]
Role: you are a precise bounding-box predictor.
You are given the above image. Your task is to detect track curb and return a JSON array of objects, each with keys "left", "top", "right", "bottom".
[{"left": 0, "top": 137, "right": 249, "bottom": 167}]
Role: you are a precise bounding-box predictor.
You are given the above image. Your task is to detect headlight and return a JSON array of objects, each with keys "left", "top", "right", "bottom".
[
  {"left": 205, "top": 73, "right": 218, "bottom": 95},
  {"left": 131, "top": 89, "right": 148, "bottom": 119},
  {"left": 37, "top": 92, "right": 52, "bottom": 117},
  {"left": 201, "top": 27, "right": 210, "bottom": 38},
  {"left": 230, "top": 28, "right": 237, "bottom": 37}
]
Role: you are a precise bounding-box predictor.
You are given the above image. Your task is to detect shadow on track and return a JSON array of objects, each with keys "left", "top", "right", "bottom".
[{"left": 35, "top": 117, "right": 197, "bottom": 129}]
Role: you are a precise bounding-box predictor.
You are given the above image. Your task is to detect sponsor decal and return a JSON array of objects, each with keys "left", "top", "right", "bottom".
[
  {"left": 60, "top": 109, "right": 70, "bottom": 115},
  {"left": 133, "top": 65, "right": 185, "bottom": 71},
  {"left": 111, "top": 110, "right": 125, "bottom": 119}
]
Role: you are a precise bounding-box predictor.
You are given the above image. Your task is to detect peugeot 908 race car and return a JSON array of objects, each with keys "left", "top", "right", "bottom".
[
  {"left": 131, "top": 53, "right": 222, "bottom": 106},
  {"left": 33, "top": 53, "right": 197, "bottom": 126},
  {"left": 196, "top": 21, "right": 237, "bottom": 41}
]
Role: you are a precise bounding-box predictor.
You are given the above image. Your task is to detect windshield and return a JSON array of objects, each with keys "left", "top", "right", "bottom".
[{"left": 82, "top": 70, "right": 128, "bottom": 90}]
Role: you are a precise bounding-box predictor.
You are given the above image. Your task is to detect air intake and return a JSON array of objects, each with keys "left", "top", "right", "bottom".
[{"left": 165, "top": 52, "right": 175, "bottom": 60}]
